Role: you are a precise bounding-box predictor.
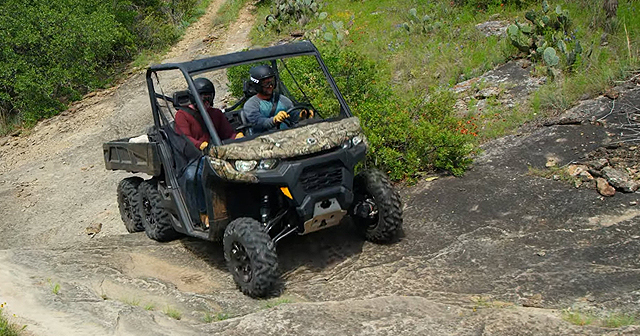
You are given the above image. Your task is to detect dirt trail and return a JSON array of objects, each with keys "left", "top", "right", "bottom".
[
  {"left": 0, "top": 1, "right": 639, "bottom": 335},
  {"left": 0, "top": 1, "right": 256, "bottom": 334},
  {"left": 0, "top": 1, "right": 254, "bottom": 250}
]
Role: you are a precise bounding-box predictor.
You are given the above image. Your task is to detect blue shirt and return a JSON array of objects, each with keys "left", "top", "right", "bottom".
[{"left": 244, "top": 94, "right": 295, "bottom": 133}]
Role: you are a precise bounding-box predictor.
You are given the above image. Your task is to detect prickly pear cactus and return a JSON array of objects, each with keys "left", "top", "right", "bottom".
[
  {"left": 543, "top": 47, "right": 559, "bottom": 67},
  {"left": 507, "top": 25, "right": 532, "bottom": 53},
  {"left": 507, "top": 1, "right": 583, "bottom": 77},
  {"left": 402, "top": 8, "right": 440, "bottom": 35},
  {"left": 262, "top": 0, "right": 324, "bottom": 32}
]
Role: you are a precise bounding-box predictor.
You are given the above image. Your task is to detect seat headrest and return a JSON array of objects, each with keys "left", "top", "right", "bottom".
[
  {"left": 243, "top": 79, "right": 258, "bottom": 97},
  {"left": 172, "top": 90, "right": 191, "bottom": 108}
]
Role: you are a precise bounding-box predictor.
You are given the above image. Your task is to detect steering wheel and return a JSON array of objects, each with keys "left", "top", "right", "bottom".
[{"left": 283, "top": 103, "right": 315, "bottom": 127}]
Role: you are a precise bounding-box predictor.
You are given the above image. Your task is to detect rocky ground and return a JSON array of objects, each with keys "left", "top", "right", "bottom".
[{"left": 0, "top": 3, "right": 639, "bottom": 335}]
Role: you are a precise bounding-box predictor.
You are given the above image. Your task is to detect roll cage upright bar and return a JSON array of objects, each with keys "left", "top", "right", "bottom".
[{"left": 145, "top": 41, "right": 352, "bottom": 147}]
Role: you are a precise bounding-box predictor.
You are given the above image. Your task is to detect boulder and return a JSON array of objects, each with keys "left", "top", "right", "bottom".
[
  {"left": 602, "top": 166, "right": 639, "bottom": 192},
  {"left": 596, "top": 178, "right": 616, "bottom": 197}
]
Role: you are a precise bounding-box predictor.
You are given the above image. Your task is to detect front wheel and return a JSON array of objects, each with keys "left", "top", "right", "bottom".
[
  {"left": 139, "top": 179, "right": 180, "bottom": 242},
  {"left": 223, "top": 217, "right": 278, "bottom": 297},
  {"left": 352, "top": 169, "right": 403, "bottom": 243}
]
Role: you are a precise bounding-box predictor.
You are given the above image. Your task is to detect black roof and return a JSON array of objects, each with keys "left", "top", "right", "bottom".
[{"left": 148, "top": 41, "right": 319, "bottom": 75}]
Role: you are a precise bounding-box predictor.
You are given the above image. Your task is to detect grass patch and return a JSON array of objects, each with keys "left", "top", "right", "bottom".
[
  {"left": 602, "top": 313, "right": 638, "bottom": 328},
  {"left": 528, "top": 166, "right": 580, "bottom": 184},
  {"left": 163, "top": 306, "right": 182, "bottom": 320},
  {"left": 262, "top": 298, "right": 292, "bottom": 309},
  {"left": 51, "top": 283, "right": 60, "bottom": 295},
  {"left": 562, "top": 309, "right": 595, "bottom": 326},
  {"left": 252, "top": 0, "right": 519, "bottom": 90},
  {"left": 562, "top": 309, "right": 639, "bottom": 328},
  {"left": 120, "top": 297, "right": 140, "bottom": 307},
  {"left": 470, "top": 296, "right": 514, "bottom": 311},
  {"left": 203, "top": 311, "right": 231, "bottom": 323},
  {"left": 131, "top": 50, "right": 165, "bottom": 70},
  {"left": 143, "top": 303, "right": 155, "bottom": 311},
  {"left": 0, "top": 304, "right": 26, "bottom": 336},
  {"left": 212, "top": 0, "right": 252, "bottom": 27}
]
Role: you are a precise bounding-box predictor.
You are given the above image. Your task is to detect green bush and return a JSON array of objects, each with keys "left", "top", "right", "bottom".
[
  {"left": 0, "top": 0, "right": 205, "bottom": 131},
  {"left": 311, "top": 43, "right": 474, "bottom": 178}
]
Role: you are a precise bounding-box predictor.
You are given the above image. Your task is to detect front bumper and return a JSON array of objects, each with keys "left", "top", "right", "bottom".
[{"left": 255, "top": 143, "right": 367, "bottom": 222}]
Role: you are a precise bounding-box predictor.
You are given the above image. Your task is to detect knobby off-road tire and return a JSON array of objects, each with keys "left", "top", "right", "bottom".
[
  {"left": 139, "top": 179, "right": 180, "bottom": 242},
  {"left": 353, "top": 169, "right": 403, "bottom": 243},
  {"left": 223, "top": 217, "right": 278, "bottom": 298},
  {"left": 117, "top": 177, "right": 144, "bottom": 233}
]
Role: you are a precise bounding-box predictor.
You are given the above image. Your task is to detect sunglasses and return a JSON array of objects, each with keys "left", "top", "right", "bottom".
[{"left": 261, "top": 81, "right": 275, "bottom": 88}]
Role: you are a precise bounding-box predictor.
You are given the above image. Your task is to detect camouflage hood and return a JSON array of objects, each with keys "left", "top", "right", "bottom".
[{"left": 209, "top": 117, "right": 366, "bottom": 160}]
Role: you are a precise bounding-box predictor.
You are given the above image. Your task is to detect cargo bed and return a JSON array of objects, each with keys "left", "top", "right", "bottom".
[{"left": 103, "top": 138, "right": 162, "bottom": 176}]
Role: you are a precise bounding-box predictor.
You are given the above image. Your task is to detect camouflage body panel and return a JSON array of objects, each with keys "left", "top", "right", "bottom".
[
  {"left": 209, "top": 117, "right": 366, "bottom": 160},
  {"left": 208, "top": 157, "right": 259, "bottom": 183}
]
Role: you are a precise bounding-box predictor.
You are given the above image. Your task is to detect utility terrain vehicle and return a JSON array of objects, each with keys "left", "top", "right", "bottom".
[{"left": 104, "top": 41, "right": 403, "bottom": 297}]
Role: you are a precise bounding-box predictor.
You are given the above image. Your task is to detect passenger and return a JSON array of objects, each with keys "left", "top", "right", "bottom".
[{"left": 174, "top": 78, "right": 240, "bottom": 228}]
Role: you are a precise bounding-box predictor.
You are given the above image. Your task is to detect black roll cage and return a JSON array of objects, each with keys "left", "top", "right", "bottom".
[{"left": 145, "top": 40, "right": 353, "bottom": 146}]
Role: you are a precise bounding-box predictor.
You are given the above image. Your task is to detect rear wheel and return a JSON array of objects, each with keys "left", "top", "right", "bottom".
[
  {"left": 223, "top": 217, "right": 278, "bottom": 297},
  {"left": 139, "top": 179, "right": 180, "bottom": 242},
  {"left": 352, "top": 169, "right": 403, "bottom": 243},
  {"left": 117, "top": 177, "right": 144, "bottom": 233}
]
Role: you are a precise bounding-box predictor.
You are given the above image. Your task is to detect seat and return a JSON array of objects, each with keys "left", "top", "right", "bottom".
[
  {"left": 223, "top": 80, "right": 257, "bottom": 136},
  {"left": 239, "top": 109, "right": 253, "bottom": 136}
]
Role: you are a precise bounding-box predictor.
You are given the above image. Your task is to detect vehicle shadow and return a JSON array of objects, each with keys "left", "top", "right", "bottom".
[
  {"left": 178, "top": 237, "right": 226, "bottom": 270},
  {"left": 276, "top": 219, "right": 367, "bottom": 276},
  {"left": 177, "top": 218, "right": 370, "bottom": 297}
]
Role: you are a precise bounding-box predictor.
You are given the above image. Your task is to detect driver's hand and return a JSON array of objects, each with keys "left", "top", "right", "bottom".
[
  {"left": 300, "top": 109, "right": 314, "bottom": 119},
  {"left": 273, "top": 111, "right": 289, "bottom": 123}
]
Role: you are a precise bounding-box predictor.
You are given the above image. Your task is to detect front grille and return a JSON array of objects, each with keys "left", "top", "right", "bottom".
[{"left": 299, "top": 164, "right": 343, "bottom": 193}]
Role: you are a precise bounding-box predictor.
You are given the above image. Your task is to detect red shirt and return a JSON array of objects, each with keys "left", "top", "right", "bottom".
[{"left": 174, "top": 106, "right": 236, "bottom": 148}]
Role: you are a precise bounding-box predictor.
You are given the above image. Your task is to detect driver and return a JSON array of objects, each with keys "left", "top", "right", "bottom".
[{"left": 243, "top": 65, "right": 312, "bottom": 134}]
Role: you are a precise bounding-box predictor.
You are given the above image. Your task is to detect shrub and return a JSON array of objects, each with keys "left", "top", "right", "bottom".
[
  {"left": 312, "top": 43, "right": 474, "bottom": 178},
  {"left": 0, "top": 0, "right": 205, "bottom": 131}
]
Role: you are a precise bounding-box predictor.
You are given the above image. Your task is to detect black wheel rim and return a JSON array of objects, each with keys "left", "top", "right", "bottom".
[
  {"left": 231, "top": 242, "right": 252, "bottom": 283},
  {"left": 363, "top": 197, "right": 380, "bottom": 228},
  {"left": 354, "top": 187, "right": 380, "bottom": 228}
]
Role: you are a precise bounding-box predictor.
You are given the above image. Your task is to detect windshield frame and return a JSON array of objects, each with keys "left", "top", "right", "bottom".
[{"left": 146, "top": 41, "right": 353, "bottom": 146}]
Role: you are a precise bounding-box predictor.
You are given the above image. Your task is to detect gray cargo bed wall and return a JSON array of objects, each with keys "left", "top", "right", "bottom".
[{"left": 103, "top": 139, "right": 162, "bottom": 176}]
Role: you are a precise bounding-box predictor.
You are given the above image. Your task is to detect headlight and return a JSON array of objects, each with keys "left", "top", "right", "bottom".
[
  {"left": 352, "top": 135, "right": 363, "bottom": 146},
  {"left": 258, "top": 159, "right": 279, "bottom": 170},
  {"left": 234, "top": 160, "right": 257, "bottom": 172},
  {"left": 342, "top": 135, "right": 364, "bottom": 149}
]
